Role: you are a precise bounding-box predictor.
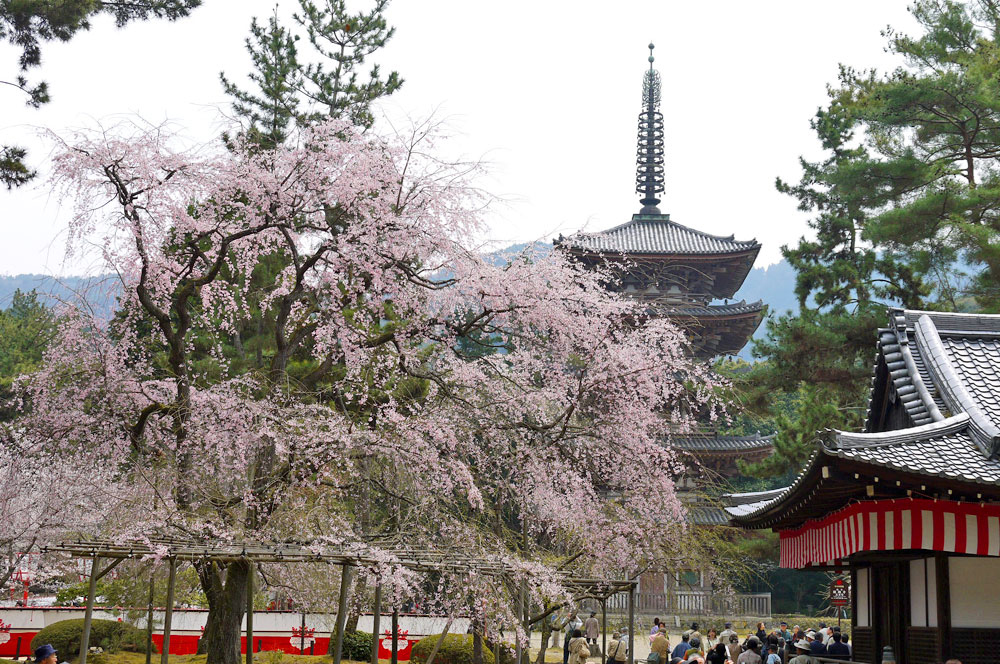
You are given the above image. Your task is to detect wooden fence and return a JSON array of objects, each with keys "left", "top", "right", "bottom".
[{"left": 585, "top": 591, "right": 771, "bottom": 618}]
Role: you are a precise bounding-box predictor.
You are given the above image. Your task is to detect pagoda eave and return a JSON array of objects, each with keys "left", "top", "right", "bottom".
[{"left": 667, "top": 303, "right": 764, "bottom": 357}]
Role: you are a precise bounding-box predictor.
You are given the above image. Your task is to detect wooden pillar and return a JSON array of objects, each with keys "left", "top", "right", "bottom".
[
  {"left": 246, "top": 562, "right": 254, "bottom": 664},
  {"left": 333, "top": 564, "right": 354, "bottom": 664},
  {"left": 627, "top": 584, "right": 634, "bottom": 664},
  {"left": 600, "top": 600, "right": 607, "bottom": 664},
  {"left": 79, "top": 556, "right": 101, "bottom": 664},
  {"left": 391, "top": 607, "right": 400, "bottom": 664},
  {"left": 936, "top": 554, "right": 951, "bottom": 663},
  {"left": 515, "top": 587, "right": 523, "bottom": 664},
  {"left": 371, "top": 583, "right": 382, "bottom": 664},
  {"left": 146, "top": 566, "right": 156, "bottom": 664},
  {"left": 160, "top": 558, "right": 177, "bottom": 664}
]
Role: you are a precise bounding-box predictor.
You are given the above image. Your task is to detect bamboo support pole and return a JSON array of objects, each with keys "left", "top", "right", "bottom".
[
  {"left": 391, "top": 607, "right": 399, "bottom": 664},
  {"left": 627, "top": 585, "right": 634, "bottom": 664},
  {"left": 371, "top": 584, "right": 382, "bottom": 664},
  {"left": 246, "top": 563, "right": 254, "bottom": 664},
  {"left": 160, "top": 558, "right": 177, "bottom": 664},
  {"left": 79, "top": 556, "right": 101, "bottom": 664},
  {"left": 332, "top": 564, "right": 354, "bottom": 664},
  {"left": 601, "top": 599, "right": 607, "bottom": 664},
  {"left": 145, "top": 566, "right": 156, "bottom": 664}
]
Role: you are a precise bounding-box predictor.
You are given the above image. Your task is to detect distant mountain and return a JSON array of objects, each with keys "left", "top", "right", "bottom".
[
  {"left": 0, "top": 274, "right": 121, "bottom": 320},
  {"left": 0, "top": 254, "right": 800, "bottom": 361}
]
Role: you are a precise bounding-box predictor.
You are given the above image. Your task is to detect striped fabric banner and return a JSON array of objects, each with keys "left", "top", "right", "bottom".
[{"left": 778, "top": 497, "right": 1000, "bottom": 568}]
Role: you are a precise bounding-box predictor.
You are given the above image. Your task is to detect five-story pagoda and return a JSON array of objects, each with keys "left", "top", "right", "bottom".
[
  {"left": 556, "top": 44, "right": 771, "bottom": 510},
  {"left": 557, "top": 45, "right": 764, "bottom": 358}
]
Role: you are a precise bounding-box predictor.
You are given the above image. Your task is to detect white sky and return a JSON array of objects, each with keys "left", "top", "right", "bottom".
[{"left": 0, "top": 0, "right": 919, "bottom": 276}]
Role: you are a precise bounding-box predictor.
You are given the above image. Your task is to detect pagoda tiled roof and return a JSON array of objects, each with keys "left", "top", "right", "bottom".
[
  {"left": 663, "top": 300, "right": 765, "bottom": 318},
  {"left": 671, "top": 433, "right": 774, "bottom": 452},
  {"left": 725, "top": 308, "right": 1000, "bottom": 529},
  {"left": 560, "top": 214, "right": 760, "bottom": 256}
]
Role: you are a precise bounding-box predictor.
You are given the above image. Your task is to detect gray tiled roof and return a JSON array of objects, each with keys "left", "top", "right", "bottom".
[
  {"left": 940, "top": 336, "right": 1000, "bottom": 435},
  {"left": 562, "top": 214, "right": 760, "bottom": 256},
  {"left": 671, "top": 433, "right": 774, "bottom": 452},
  {"left": 685, "top": 504, "right": 734, "bottom": 526},
  {"left": 727, "top": 309, "right": 1000, "bottom": 525},
  {"left": 661, "top": 301, "right": 765, "bottom": 318},
  {"left": 827, "top": 414, "right": 1000, "bottom": 485}
]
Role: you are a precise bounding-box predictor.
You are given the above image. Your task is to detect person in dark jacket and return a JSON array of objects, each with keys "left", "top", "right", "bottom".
[
  {"left": 671, "top": 634, "right": 690, "bottom": 661},
  {"left": 706, "top": 644, "right": 728, "bottom": 664},
  {"left": 825, "top": 633, "right": 850, "bottom": 660}
]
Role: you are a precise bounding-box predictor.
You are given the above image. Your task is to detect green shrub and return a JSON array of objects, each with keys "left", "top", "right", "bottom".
[
  {"left": 30, "top": 619, "right": 152, "bottom": 659},
  {"left": 411, "top": 634, "right": 494, "bottom": 664},
  {"left": 341, "top": 631, "right": 372, "bottom": 662}
]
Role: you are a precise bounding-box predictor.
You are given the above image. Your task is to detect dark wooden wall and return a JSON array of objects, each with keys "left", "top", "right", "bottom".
[
  {"left": 905, "top": 627, "right": 940, "bottom": 664},
  {"left": 852, "top": 626, "right": 874, "bottom": 662},
  {"left": 950, "top": 628, "right": 1000, "bottom": 664}
]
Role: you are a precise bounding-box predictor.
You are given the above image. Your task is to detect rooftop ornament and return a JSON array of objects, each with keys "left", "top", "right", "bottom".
[{"left": 636, "top": 42, "right": 665, "bottom": 215}]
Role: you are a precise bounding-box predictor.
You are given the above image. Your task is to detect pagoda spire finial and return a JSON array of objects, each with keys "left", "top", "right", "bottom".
[{"left": 636, "top": 42, "right": 665, "bottom": 215}]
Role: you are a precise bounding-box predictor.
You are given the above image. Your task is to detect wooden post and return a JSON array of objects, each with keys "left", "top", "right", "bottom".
[
  {"left": 146, "top": 566, "right": 156, "bottom": 664},
  {"left": 246, "top": 562, "right": 254, "bottom": 664},
  {"left": 627, "top": 584, "right": 634, "bottom": 664},
  {"left": 371, "top": 583, "right": 382, "bottom": 664},
  {"left": 79, "top": 556, "right": 101, "bottom": 664},
  {"left": 333, "top": 564, "right": 354, "bottom": 664},
  {"left": 520, "top": 581, "right": 531, "bottom": 664},
  {"left": 936, "top": 554, "right": 951, "bottom": 663},
  {"left": 600, "top": 600, "right": 607, "bottom": 664},
  {"left": 160, "top": 558, "right": 177, "bottom": 664},
  {"left": 300, "top": 612, "right": 307, "bottom": 653},
  {"left": 391, "top": 607, "right": 400, "bottom": 664}
]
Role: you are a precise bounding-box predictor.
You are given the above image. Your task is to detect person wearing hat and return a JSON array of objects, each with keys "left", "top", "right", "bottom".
[
  {"left": 718, "top": 622, "right": 735, "bottom": 644},
  {"left": 34, "top": 644, "right": 57, "bottom": 664},
  {"left": 683, "top": 636, "right": 704, "bottom": 661},
  {"left": 788, "top": 639, "right": 819, "bottom": 664},
  {"left": 778, "top": 622, "right": 792, "bottom": 642},
  {"left": 764, "top": 642, "right": 780, "bottom": 664}
]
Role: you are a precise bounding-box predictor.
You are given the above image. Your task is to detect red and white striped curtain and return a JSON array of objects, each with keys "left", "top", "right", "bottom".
[{"left": 778, "top": 497, "right": 1000, "bottom": 568}]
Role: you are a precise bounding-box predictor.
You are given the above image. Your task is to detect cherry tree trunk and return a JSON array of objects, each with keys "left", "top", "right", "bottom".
[{"left": 197, "top": 560, "right": 251, "bottom": 664}]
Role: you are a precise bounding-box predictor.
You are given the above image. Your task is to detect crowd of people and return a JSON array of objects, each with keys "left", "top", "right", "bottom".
[
  {"left": 645, "top": 619, "right": 853, "bottom": 664},
  {"left": 553, "top": 613, "right": 857, "bottom": 664}
]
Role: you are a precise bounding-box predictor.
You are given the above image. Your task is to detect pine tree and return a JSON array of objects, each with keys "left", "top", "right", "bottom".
[
  {"left": 741, "top": 77, "right": 929, "bottom": 476},
  {"left": 834, "top": 0, "right": 1000, "bottom": 310},
  {"left": 221, "top": 0, "right": 402, "bottom": 145},
  {"left": 293, "top": 0, "right": 402, "bottom": 129},
  {"left": 220, "top": 9, "right": 303, "bottom": 151}
]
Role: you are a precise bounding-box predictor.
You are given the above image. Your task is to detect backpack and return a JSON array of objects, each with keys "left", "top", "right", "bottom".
[{"left": 646, "top": 651, "right": 660, "bottom": 664}]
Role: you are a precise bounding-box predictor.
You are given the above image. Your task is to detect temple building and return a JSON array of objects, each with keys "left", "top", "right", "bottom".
[
  {"left": 556, "top": 45, "right": 770, "bottom": 494},
  {"left": 557, "top": 45, "right": 773, "bottom": 613},
  {"left": 727, "top": 309, "right": 1000, "bottom": 664}
]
